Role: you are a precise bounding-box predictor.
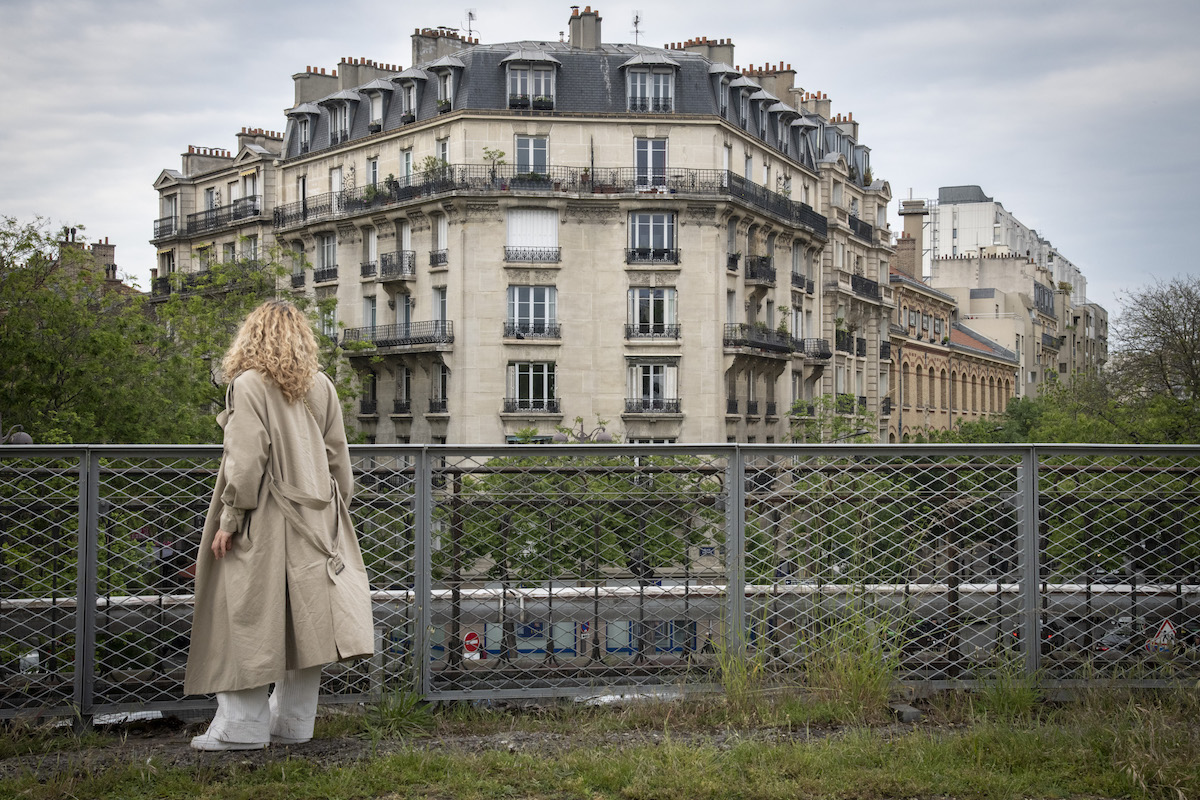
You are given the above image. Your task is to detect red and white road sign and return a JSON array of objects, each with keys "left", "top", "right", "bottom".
[
  {"left": 464, "top": 631, "right": 480, "bottom": 653},
  {"left": 1146, "top": 619, "right": 1176, "bottom": 652}
]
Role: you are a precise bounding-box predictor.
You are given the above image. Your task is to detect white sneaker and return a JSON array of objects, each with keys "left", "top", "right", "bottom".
[{"left": 190, "top": 731, "right": 269, "bottom": 751}]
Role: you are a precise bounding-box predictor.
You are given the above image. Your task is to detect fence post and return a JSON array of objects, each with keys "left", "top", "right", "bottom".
[
  {"left": 1017, "top": 446, "right": 1041, "bottom": 678},
  {"left": 413, "top": 447, "right": 432, "bottom": 698},
  {"left": 73, "top": 449, "right": 99, "bottom": 729},
  {"left": 725, "top": 446, "right": 746, "bottom": 655}
]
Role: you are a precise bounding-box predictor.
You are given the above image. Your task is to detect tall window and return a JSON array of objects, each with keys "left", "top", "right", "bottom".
[
  {"left": 297, "top": 118, "right": 309, "bottom": 149},
  {"left": 401, "top": 150, "right": 413, "bottom": 185},
  {"left": 515, "top": 136, "right": 548, "bottom": 175},
  {"left": 628, "top": 69, "right": 673, "bottom": 112},
  {"left": 333, "top": 104, "right": 350, "bottom": 141},
  {"left": 628, "top": 212, "right": 676, "bottom": 262},
  {"left": 628, "top": 363, "right": 678, "bottom": 411},
  {"left": 363, "top": 296, "right": 377, "bottom": 328},
  {"left": 438, "top": 72, "right": 453, "bottom": 107},
  {"left": 508, "top": 362, "right": 556, "bottom": 411},
  {"left": 635, "top": 138, "right": 667, "bottom": 187},
  {"left": 364, "top": 227, "right": 377, "bottom": 265},
  {"left": 509, "top": 65, "right": 530, "bottom": 100},
  {"left": 628, "top": 288, "right": 677, "bottom": 334},
  {"left": 366, "top": 157, "right": 378, "bottom": 186},
  {"left": 369, "top": 93, "right": 383, "bottom": 125},
  {"left": 432, "top": 286, "right": 447, "bottom": 321},
  {"left": 507, "top": 285, "right": 557, "bottom": 335},
  {"left": 436, "top": 138, "right": 449, "bottom": 165},
  {"left": 532, "top": 67, "right": 553, "bottom": 101},
  {"left": 506, "top": 208, "right": 558, "bottom": 261},
  {"left": 320, "top": 304, "right": 337, "bottom": 339},
  {"left": 318, "top": 233, "right": 336, "bottom": 269},
  {"left": 243, "top": 234, "right": 258, "bottom": 260},
  {"left": 403, "top": 84, "right": 416, "bottom": 115}
]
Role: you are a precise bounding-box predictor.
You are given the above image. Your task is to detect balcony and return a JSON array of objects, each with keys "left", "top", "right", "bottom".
[
  {"left": 359, "top": 399, "right": 378, "bottom": 416},
  {"left": 726, "top": 253, "right": 740, "bottom": 271},
  {"left": 880, "top": 341, "right": 892, "bottom": 360},
  {"left": 429, "top": 398, "right": 448, "bottom": 414},
  {"left": 745, "top": 255, "right": 775, "bottom": 284},
  {"left": 746, "top": 400, "right": 760, "bottom": 416},
  {"left": 151, "top": 276, "right": 171, "bottom": 297},
  {"left": 765, "top": 401, "right": 778, "bottom": 417},
  {"left": 379, "top": 250, "right": 416, "bottom": 281},
  {"left": 628, "top": 97, "right": 674, "bottom": 113},
  {"left": 857, "top": 396, "right": 868, "bottom": 413},
  {"left": 270, "top": 164, "right": 827, "bottom": 237},
  {"left": 806, "top": 278, "right": 816, "bottom": 294},
  {"left": 153, "top": 216, "right": 178, "bottom": 238},
  {"left": 313, "top": 266, "right": 338, "bottom": 283},
  {"left": 850, "top": 273, "right": 881, "bottom": 300},
  {"left": 791, "top": 402, "right": 815, "bottom": 418},
  {"left": 360, "top": 261, "right": 377, "bottom": 278},
  {"left": 291, "top": 272, "right": 306, "bottom": 288},
  {"left": 724, "top": 323, "right": 793, "bottom": 354},
  {"left": 504, "top": 246, "right": 561, "bottom": 263},
  {"left": 626, "top": 248, "right": 680, "bottom": 265},
  {"left": 624, "top": 398, "right": 681, "bottom": 414},
  {"left": 856, "top": 337, "right": 867, "bottom": 357},
  {"left": 503, "top": 398, "right": 561, "bottom": 413},
  {"left": 342, "top": 320, "right": 455, "bottom": 351},
  {"left": 726, "top": 398, "right": 739, "bottom": 414},
  {"left": 1042, "top": 332, "right": 1061, "bottom": 349},
  {"left": 509, "top": 94, "right": 531, "bottom": 109},
  {"left": 836, "top": 393, "right": 856, "bottom": 414},
  {"left": 795, "top": 338, "right": 832, "bottom": 359},
  {"left": 429, "top": 249, "right": 448, "bottom": 267},
  {"left": 791, "top": 272, "right": 805, "bottom": 289},
  {"left": 881, "top": 397, "right": 893, "bottom": 416},
  {"left": 504, "top": 322, "right": 561, "bottom": 339},
  {"left": 835, "top": 330, "right": 854, "bottom": 353},
  {"left": 625, "top": 323, "right": 680, "bottom": 340},
  {"left": 392, "top": 398, "right": 412, "bottom": 415},
  {"left": 185, "top": 196, "right": 263, "bottom": 235},
  {"left": 532, "top": 96, "right": 554, "bottom": 110},
  {"left": 848, "top": 215, "right": 873, "bottom": 243}
]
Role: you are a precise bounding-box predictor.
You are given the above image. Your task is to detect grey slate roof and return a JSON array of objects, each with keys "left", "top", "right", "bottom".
[{"left": 939, "top": 185, "right": 993, "bottom": 204}]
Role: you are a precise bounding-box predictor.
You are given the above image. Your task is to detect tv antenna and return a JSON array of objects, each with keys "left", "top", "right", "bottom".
[
  {"left": 464, "top": 8, "right": 477, "bottom": 38},
  {"left": 631, "top": 10, "right": 642, "bottom": 44}
]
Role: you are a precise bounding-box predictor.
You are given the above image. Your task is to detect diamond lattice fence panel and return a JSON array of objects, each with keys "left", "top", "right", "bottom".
[
  {"left": 1037, "top": 447, "right": 1200, "bottom": 682},
  {"left": 426, "top": 446, "right": 730, "bottom": 699},
  {"left": 0, "top": 452, "right": 83, "bottom": 718},
  {"left": 742, "top": 447, "right": 1027, "bottom": 685}
]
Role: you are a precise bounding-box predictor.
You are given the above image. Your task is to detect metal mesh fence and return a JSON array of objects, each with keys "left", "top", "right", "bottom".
[{"left": 1, "top": 444, "right": 1197, "bottom": 720}]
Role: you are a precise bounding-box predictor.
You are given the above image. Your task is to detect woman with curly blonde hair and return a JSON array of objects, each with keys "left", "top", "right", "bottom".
[{"left": 186, "top": 299, "right": 374, "bottom": 751}]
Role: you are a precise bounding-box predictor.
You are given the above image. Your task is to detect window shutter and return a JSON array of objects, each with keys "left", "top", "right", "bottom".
[
  {"left": 667, "top": 289, "right": 677, "bottom": 324},
  {"left": 506, "top": 209, "right": 558, "bottom": 247},
  {"left": 627, "top": 365, "right": 638, "bottom": 397},
  {"left": 665, "top": 366, "right": 678, "bottom": 400}
]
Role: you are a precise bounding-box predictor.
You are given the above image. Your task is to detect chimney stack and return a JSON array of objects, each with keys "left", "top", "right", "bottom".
[{"left": 568, "top": 6, "right": 603, "bottom": 50}]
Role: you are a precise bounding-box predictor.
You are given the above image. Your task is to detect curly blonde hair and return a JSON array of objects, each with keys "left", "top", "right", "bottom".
[{"left": 222, "top": 299, "right": 320, "bottom": 403}]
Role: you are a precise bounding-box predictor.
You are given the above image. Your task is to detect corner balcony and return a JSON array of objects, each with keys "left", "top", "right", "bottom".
[
  {"left": 835, "top": 330, "right": 854, "bottom": 353},
  {"left": 342, "top": 321, "right": 454, "bottom": 354},
  {"left": 850, "top": 273, "right": 881, "bottom": 300},
  {"left": 794, "top": 338, "right": 832, "bottom": 360},
  {"left": 723, "top": 323, "right": 793, "bottom": 355},
  {"left": 848, "top": 215, "right": 874, "bottom": 243},
  {"left": 744, "top": 256, "right": 775, "bottom": 285},
  {"left": 152, "top": 216, "right": 179, "bottom": 239}
]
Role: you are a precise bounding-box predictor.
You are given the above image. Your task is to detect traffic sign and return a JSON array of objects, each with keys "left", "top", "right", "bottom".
[
  {"left": 464, "top": 631, "right": 480, "bottom": 653},
  {"left": 1146, "top": 619, "right": 1176, "bottom": 652}
]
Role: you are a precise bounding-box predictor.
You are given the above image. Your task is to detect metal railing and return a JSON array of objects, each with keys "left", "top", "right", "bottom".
[
  {"left": 185, "top": 196, "right": 263, "bottom": 235},
  {"left": 504, "top": 246, "right": 561, "bottom": 263},
  {"left": 313, "top": 266, "right": 338, "bottom": 283},
  {"left": 342, "top": 321, "right": 454, "bottom": 350},
  {"left": 429, "top": 249, "right": 448, "bottom": 267},
  {"left": 851, "top": 273, "right": 881, "bottom": 300},
  {"left": 504, "top": 322, "right": 561, "bottom": 339},
  {"left": 724, "top": 323, "right": 793, "bottom": 354},
  {"left": 153, "top": 217, "right": 178, "bottom": 238},
  {"left": 626, "top": 248, "right": 680, "bottom": 265},
  {"left": 745, "top": 256, "right": 776, "bottom": 283},
  {"left": 624, "top": 398, "right": 681, "bottom": 413},
  {"left": 272, "top": 165, "right": 828, "bottom": 237},
  {"left": 835, "top": 330, "right": 853, "bottom": 353},
  {"left": 502, "top": 398, "right": 561, "bottom": 413},
  {"left": 5, "top": 443, "right": 1196, "bottom": 722},
  {"left": 379, "top": 251, "right": 416, "bottom": 280},
  {"left": 625, "top": 324, "right": 681, "bottom": 340},
  {"left": 848, "top": 215, "right": 873, "bottom": 242},
  {"left": 360, "top": 261, "right": 377, "bottom": 278},
  {"left": 795, "top": 338, "right": 832, "bottom": 359}
]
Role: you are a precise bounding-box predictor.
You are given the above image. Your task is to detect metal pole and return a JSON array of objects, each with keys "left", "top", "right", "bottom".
[
  {"left": 726, "top": 446, "right": 746, "bottom": 655},
  {"left": 413, "top": 447, "right": 432, "bottom": 697},
  {"left": 1017, "top": 447, "right": 1041, "bottom": 677},
  {"left": 73, "top": 450, "right": 99, "bottom": 730}
]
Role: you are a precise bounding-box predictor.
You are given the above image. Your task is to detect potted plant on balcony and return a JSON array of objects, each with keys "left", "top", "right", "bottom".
[
  {"left": 727, "top": 251, "right": 741, "bottom": 270},
  {"left": 482, "top": 147, "right": 506, "bottom": 187},
  {"left": 509, "top": 94, "right": 531, "bottom": 109},
  {"left": 437, "top": 99, "right": 452, "bottom": 113},
  {"left": 532, "top": 95, "right": 553, "bottom": 110},
  {"left": 400, "top": 111, "right": 416, "bottom": 125}
]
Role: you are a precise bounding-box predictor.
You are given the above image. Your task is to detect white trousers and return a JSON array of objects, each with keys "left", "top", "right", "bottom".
[{"left": 204, "top": 666, "right": 322, "bottom": 743}]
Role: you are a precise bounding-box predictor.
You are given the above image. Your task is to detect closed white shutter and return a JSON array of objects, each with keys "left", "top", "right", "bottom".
[
  {"left": 665, "top": 365, "right": 678, "bottom": 400},
  {"left": 506, "top": 208, "right": 558, "bottom": 247},
  {"left": 400, "top": 220, "right": 411, "bottom": 250},
  {"left": 627, "top": 366, "right": 638, "bottom": 398}
]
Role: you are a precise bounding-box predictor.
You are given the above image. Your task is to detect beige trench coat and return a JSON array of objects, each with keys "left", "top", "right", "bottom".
[{"left": 184, "top": 370, "right": 374, "bottom": 695}]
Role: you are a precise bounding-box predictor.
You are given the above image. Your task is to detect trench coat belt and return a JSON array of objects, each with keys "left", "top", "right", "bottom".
[{"left": 264, "top": 473, "right": 347, "bottom": 582}]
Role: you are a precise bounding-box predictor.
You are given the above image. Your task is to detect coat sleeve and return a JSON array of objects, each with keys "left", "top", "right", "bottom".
[
  {"left": 320, "top": 374, "right": 354, "bottom": 501},
  {"left": 218, "top": 373, "right": 272, "bottom": 532}
]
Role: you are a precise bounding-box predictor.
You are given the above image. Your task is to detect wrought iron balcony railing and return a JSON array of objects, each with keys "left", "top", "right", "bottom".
[
  {"left": 851, "top": 273, "right": 881, "bottom": 300},
  {"left": 291, "top": 272, "right": 306, "bottom": 288},
  {"left": 342, "top": 320, "right": 455, "bottom": 349},
  {"left": 626, "top": 248, "right": 680, "bottom": 264},
  {"left": 726, "top": 398, "right": 739, "bottom": 414},
  {"left": 726, "top": 253, "right": 741, "bottom": 271},
  {"left": 625, "top": 323, "right": 680, "bottom": 339},
  {"left": 504, "top": 246, "right": 561, "bottom": 262},
  {"left": 724, "top": 323, "right": 793, "bottom": 354},
  {"left": 848, "top": 215, "right": 873, "bottom": 242},
  {"left": 745, "top": 256, "right": 775, "bottom": 284},
  {"left": 881, "top": 397, "right": 893, "bottom": 415},
  {"left": 185, "top": 196, "right": 263, "bottom": 234},
  {"left": 359, "top": 399, "right": 378, "bottom": 415},
  {"left": 153, "top": 216, "right": 178, "bottom": 238},
  {"left": 624, "top": 398, "right": 681, "bottom": 413},
  {"left": 880, "top": 341, "right": 892, "bottom": 360},
  {"left": 429, "top": 398, "right": 448, "bottom": 413},
  {"left": 313, "top": 266, "right": 338, "bottom": 283},
  {"left": 795, "top": 338, "right": 832, "bottom": 359},
  {"left": 360, "top": 260, "right": 377, "bottom": 278},
  {"left": 503, "top": 398, "right": 561, "bottom": 413},
  {"left": 746, "top": 400, "right": 760, "bottom": 416},
  {"left": 836, "top": 393, "right": 856, "bottom": 414},
  {"left": 429, "top": 249, "right": 448, "bottom": 267},
  {"left": 504, "top": 322, "right": 561, "bottom": 339},
  {"left": 765, "top": 401, "right": 778, "bottom": 417},
  {"left": 628, "top": 96, "right": 674, "bottom": 113},
  {"left": 835, "top": 330, "right": 854, "bottom": 353},
  {"left": 856, "top": 337, "right": 867, "bottom": 357},
  {"left": 379, "top": 250, "right": 416, "bottom": 280},
  {"left": 271, "top": 165, "right": 828, "bottom": 237},
  {"left": 392, "top": 398, "right": 412, "bottom": 415}
]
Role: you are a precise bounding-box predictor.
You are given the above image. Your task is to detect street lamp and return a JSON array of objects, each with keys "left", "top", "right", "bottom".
[
  {"left": 0, "top": 415, "right": 33, "bottom": 445},
  {"left": 830, "top": 429, "right": 868, "bottom": 443}
]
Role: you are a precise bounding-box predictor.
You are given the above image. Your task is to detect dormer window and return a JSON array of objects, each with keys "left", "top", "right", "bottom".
[
  {"left": 622, "top": 54, "right": 679, "bottom": 113},
  {"left": 298, "top": 118, "right": 309, "bottom": 151},
  {"left": 507, "top": 65, "right": 555, "bottom": 109},
  {"left": 438, "top": 72, "right": 453, "bottom": 111},
  {"left": 286, "top": 102, "right": 320, "bottom": 155},
  {"left": 333, "top": 104, "right": 350, "bottom": 142}
]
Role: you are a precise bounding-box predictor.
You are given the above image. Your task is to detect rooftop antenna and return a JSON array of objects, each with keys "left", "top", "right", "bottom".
[
  {"left": 631, "top": 10, "right": 642, "bottom": 44},
  {"left": 464, "top": 8, "right": 477, "bottom": 38}
]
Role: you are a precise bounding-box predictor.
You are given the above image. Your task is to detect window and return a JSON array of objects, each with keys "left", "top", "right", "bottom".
[
  {"left": 158, "top": 250, "right": 175, "bottom": 276},
  {"left": 403, "top": 84, "right": 416, "bottom": 116},
  {"left": 628, "top": 287, "right": 678, "bottom": 335},
  {"left": 366, "top": 157, "right": 378, "bottom": 186},
  {"left": 508, "top": 362, "right": 556, "bottom": 411},
  {"left": 532, "top": 66, "right": 554, "bottom": 103},
  {"left": 436, "top": 138, "right": 449, "bottom": 165},
  {"left": 320, "top": 304, "right": 337, "bottom": 339},
  {"left": 431, "top": 213, "right": 448, "bottom": 264},
  {"left": 204, "top": 187, "right": 216, "bottom": 210},
  {"left": 509, "top": 66, "right": 530, "bottom": 102},
  {"left": 635, "top": 138, "right": 666, "bottom": 187},
  {"left": 363, "top": 296, "right": 377, "bottom": 328},
  {"left": 433, "top": 286, "right": 447, "bottom": 321},
  {"left": 437, "top": 71, "right": 453, "bottom": 109},
  {"left": 515, "top": 136, "right": 548, "bottom": 175},
  {"left": 364, "top": 227, "right": 377, "bottom": 266},
  {"left": 505, "top": 208, "right": 558, "bottom": 261},
  {"left": 369, "top": 93, "right": 383, "bottom": 125},
  {"left": 297, "top": 118, "right": 309, "bottom": 150},
  {"left": 744, "top": 153, "right": 752, "bottom": 179},
  {"left": 508, "top": 65, "right": 554, "bottom": 107},
  {"left": 627, "top": 69, "right": 673, "bottom": 112},
  {"left": 507, "top": 285, "right": 557, "bottom": 336},
  {"left": 222, "top": 242, "right": 236, "bottom": 263},
  {"left": 243, "top": 234, "right": 258, "bottom": 261},
  {"left": 628, "top": 212, "right": 676, "bottom": 262},
  {"left": 401, "top": 150, "right": 413, "bottom": 185},
  {"left": 318, "top": 233, "right": 336, "bottom": 269},
  {"left": 628, "top": 362, "right": 679, "bottom": 412},
  {"left": 333, "top": 104, "right": 350, "bottom": 142}
]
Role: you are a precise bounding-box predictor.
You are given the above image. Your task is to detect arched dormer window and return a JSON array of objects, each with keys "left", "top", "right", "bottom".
[
  {"left": 708, "top": 62, "right": 739, "bottom": 119},
  {"left": 285, "top": 102, "right": 321, "bottom": 155},
  {"left": 426, "top": 55, "right": 465, "bottom": 113},
  {"left": 502, "top": 50, "right": 561, "bottom": 110},
  {"left": 621, "top": 53, "right": 679, "bottom": 113},
  {"left": 392, "top": 67, "right": 429, "bottom": 124},
  {"left": 749, "top": 89, "right": 777, "bottom": 139},
  {"left": 727, "top": 76, "right": 758, "bottom": 128}
]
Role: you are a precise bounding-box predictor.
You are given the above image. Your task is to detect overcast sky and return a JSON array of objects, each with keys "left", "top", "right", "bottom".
[{"left": 2, "top": 0, "right": 1197, "bottom": 316}]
